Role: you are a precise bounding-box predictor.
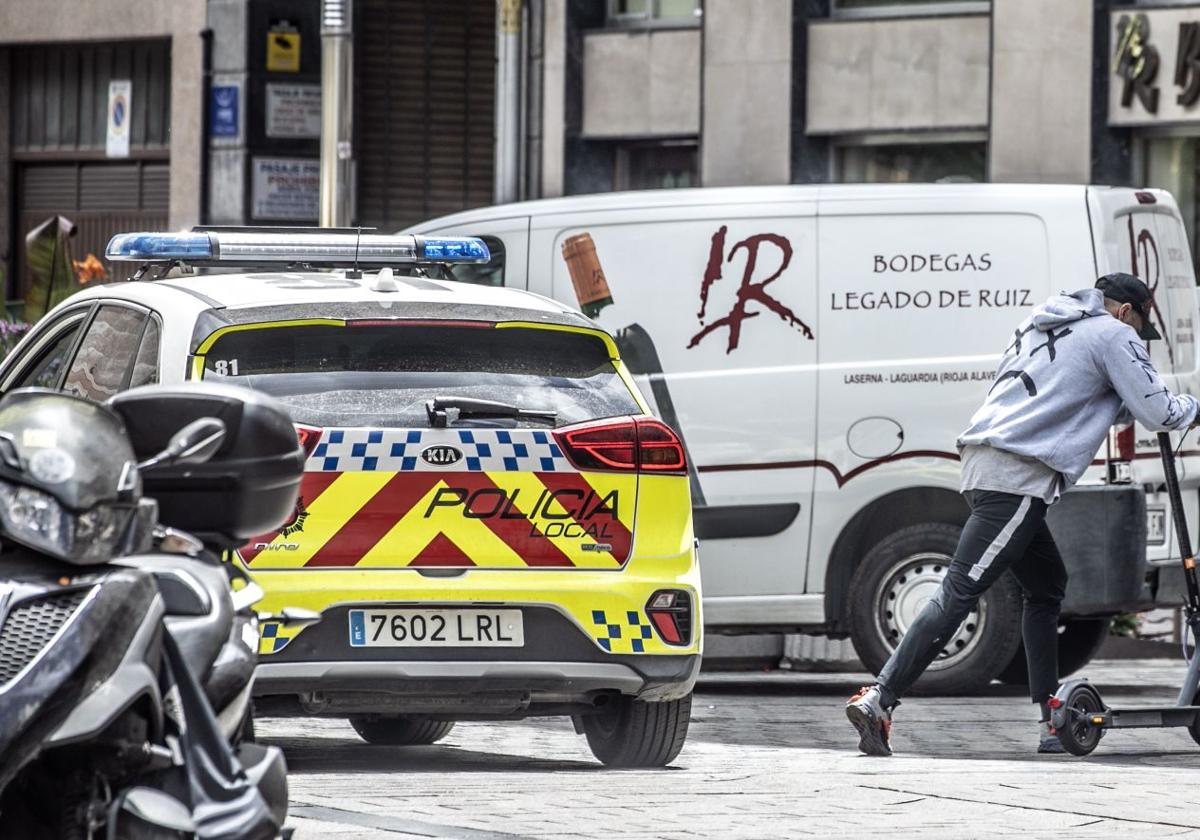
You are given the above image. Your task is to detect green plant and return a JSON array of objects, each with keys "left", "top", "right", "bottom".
[{"left": 1109, "top": 612, "right": 1141, "bottom": 638}]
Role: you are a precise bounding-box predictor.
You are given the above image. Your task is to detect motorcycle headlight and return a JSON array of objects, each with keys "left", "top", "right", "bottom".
[{"left": 0, "top": 483, "right": 143, "bottom": 564}]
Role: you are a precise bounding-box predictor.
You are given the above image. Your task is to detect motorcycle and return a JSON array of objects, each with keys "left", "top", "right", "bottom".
[{"left": 0, "top": 382, "right": 307, "bottom": 839}]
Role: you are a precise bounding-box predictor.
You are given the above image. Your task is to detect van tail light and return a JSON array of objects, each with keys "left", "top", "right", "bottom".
[
  {"left": 1108, "top": 422, "right": 1134, "bottom": 484},
  {"left": 554, "top": 417, "right": 687, "bottom": 474},
  {"left": 646, "top": 590, "right": 692, "bottom": 646},
  {"left": 296, "top": 424, "right": 323, "bottom": 458}
]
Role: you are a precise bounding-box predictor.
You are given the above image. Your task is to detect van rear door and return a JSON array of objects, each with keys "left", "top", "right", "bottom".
[{"left": 1089, "top": 187, "right": 1200, "bottom": 559}]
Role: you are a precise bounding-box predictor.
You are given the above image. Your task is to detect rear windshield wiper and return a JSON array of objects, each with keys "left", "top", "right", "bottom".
[{"left": 426, "top": 396, "right": 558, "bottom": 428}]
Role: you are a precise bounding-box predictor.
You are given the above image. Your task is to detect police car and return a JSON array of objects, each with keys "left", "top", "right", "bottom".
[{"left": 0, "top": 228, "right": 701, "bottom": 767}]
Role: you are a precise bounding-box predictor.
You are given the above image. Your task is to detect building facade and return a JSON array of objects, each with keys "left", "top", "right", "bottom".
[{"left": 10, "top": 0, "right": 1200, "bottom": 300}]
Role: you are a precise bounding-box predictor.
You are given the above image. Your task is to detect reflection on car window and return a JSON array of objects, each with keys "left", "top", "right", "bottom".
[
  {"left": 440, "top": 236, "right": 505, "bottom": 287},
  {"left": 129, "top": 318, "right": 161, "bottom": 388},
  {"left": 203, "top": 322, "right": 639, "bottom": 428},
  {"left": 62, "top": 306, "right": 148, "bottom": 402},
  {"left": 11, "top": 321, "right": 83, "bottom": 390}
]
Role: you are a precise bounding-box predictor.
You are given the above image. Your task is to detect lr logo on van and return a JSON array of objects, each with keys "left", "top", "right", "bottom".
[{"left": 687, "top": 226, "right": 813, "bottom": 353}]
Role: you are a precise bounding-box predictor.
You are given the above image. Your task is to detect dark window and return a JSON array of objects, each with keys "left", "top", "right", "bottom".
[
  {"left": 838, "top": 142, "right": 986, "bottom": 183},
  {"left": 128, "top": 317, "right": 161, "bottom": 388},
  {"left": 202, "top": 323, "right": 640, "bottom": 428},
  {"left": 9, "top": 320, "right": 84, "bottom": 390},
  {"left": 607, "top": 0, "right": 700, "bottom": 26},
  {"left": 62, "top": 305, "right": 148, "bottom": 402},
  {"left": 615, "top": 142, "right": 698, "bottom": 191}
]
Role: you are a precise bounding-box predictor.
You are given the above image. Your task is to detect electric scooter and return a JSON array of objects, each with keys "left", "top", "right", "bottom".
[{"left": 1050, "top": 431, "right": 1200, "bottom": 755}]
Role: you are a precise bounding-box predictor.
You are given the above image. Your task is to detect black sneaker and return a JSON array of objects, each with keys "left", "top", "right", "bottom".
[
  {"left": 1037, "top": 721, "right": 1065, "bottom": 754},
  {"left": 845, "top": 685, "right": 893, "bottom": 756}
]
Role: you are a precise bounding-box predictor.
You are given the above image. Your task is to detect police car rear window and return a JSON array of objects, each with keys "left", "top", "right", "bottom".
[{"left": 200, "top": 323, "right": 640, "bottom": 428}]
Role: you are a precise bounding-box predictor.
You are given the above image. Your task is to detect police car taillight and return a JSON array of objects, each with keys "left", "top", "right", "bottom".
[
  {"left": 296, "top": 425, "right": 322, "bottom": 458},
  {"left": 645, "top": 589, "right": 691, "bottom": 646},
  {"left": 554, "top": 417, "right": 687, "bottom": 475}
]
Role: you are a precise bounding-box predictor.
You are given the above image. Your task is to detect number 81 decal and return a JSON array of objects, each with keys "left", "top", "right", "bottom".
[{"left": 212, "top": 359, "right": 241, "bottom": 376}]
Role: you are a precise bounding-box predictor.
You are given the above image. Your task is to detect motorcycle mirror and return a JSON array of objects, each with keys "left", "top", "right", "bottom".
[
  {"left": 115, "top": 787, "right": 197, "bottom": 834},
  {"left": 139, "top": 417, "right": 226, "bottom": 471}
]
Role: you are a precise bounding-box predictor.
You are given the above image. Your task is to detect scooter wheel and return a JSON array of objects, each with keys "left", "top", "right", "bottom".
[{"left": 1057, "top": 684, "right": 1105, "bottom": 756}]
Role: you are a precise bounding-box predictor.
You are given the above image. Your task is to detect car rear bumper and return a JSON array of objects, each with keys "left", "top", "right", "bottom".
[{"left": 252, "top": 654, "right": 700, "bottom": 717}]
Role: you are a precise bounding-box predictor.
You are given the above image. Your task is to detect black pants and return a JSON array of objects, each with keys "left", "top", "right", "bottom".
[{"left": 877, "top": 490, "right": 1068, "bottom": 708}]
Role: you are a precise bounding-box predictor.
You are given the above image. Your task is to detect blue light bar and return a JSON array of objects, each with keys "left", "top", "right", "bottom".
[
  {"left": 418, "top": 237, "right": 491, "bottom": 262},
  {"left": 106, "top": 232, "right": 214, "bottom": 261},
  {"left": 103, "top": 229, "right": 491, "bottom": 267}
]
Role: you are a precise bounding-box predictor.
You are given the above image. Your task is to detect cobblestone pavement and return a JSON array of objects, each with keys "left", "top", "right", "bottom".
[{"left": 261, "top": 659, "right": 1200, "bottom": 840}]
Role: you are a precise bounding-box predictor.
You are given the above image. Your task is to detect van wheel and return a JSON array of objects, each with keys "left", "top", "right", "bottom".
[
  {"left": 847, "top": 523, "right": 1023, "bottom": 695},
  {"left": 581, "top": 694, "right": 691, "bottom": 767},
  {"left": 348, "top": 716, "right": 455, "bottom": 746},
  {"left": 998, "top": 618, "right": 1112, "bottom": 685}
]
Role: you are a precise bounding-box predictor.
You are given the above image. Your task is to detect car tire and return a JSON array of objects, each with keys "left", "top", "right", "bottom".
[
  {"left": 847, "top": 523, "right": 1024, "bottom": 695},
  {"left": 997, "top": 617, "right": 1112, "bottom": 686},
  {"left": 348, "top": 716, "right": 455, "bottom": 746},
  {"left": 581, "top": 693, "right": 691, "bottom": 767}
]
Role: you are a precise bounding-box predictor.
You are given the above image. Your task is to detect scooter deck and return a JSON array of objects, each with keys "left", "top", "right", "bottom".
[{"left": 1092, "top": 705, "right": 1200, "bottom": 730}]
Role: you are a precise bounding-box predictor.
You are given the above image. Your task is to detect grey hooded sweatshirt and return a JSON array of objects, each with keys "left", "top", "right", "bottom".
[{"left": 957, "top": 288, "right": 1199, "bottom": 489}]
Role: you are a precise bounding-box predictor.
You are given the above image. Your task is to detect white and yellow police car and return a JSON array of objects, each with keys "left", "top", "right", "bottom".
[{"left": 0, "top": 229, "right": 701, "bottom": 767}]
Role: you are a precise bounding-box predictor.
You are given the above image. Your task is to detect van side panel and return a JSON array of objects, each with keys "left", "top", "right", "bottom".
[
  {"left": 807, "top": 192, "right": 1092, "bottom": 600},
  {"left": 528, "top": 201, "right": 821, "bottom": 602}
]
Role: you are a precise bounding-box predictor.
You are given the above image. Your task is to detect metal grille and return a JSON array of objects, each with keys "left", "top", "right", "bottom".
[
  {"left": 0, "top": 589, "right": 90, "bottom": 686},
  {"left": 356, "top": 0, "right": 495, "bottom": 230}
]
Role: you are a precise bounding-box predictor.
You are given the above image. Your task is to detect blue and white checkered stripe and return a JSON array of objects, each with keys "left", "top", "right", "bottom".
[{"left": 308, "top": 428, "right": 573, "bottom": 473}]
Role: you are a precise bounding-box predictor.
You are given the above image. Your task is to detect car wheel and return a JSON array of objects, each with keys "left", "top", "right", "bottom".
[
  {"left": 581, "top": 693, "right": 691, "bottom": 767},
  {"left": 847, "top": 523, "right": 1023, "bottom": 695},
  {"left": 998, "top": 617, "right": 1112, "bottom": 686},
  {"left": 348, "top": 716, "right": 455, "bottom": 746}
]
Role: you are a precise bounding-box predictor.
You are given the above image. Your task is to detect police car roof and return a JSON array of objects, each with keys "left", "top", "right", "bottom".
[{"left": 154, "top": 270, "right": 567, "bottom": 314}]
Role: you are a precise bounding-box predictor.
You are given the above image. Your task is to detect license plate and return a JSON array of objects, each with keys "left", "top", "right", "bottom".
[
  {"left": 1147, "top": 507, "right": 1167, "bottom": 546},
  {"left": 348, "top": 608, "right": 524, "bottom": 648}
]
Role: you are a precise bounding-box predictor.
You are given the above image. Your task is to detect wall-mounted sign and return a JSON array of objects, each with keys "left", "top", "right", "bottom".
[
  {"left": 252, "top": 157, "right": 319, "bottom": 220},
  {"left": 266, "top": 83, "right": 321, "bottom": 138},
  {"left": 106, "top": 80, "right": 132, "bottom": 158},
  {"left": 267, "top": 21, "right": 301, "bottom": 72},
  {"left": 211, "top": 83, "right": 240, "bottom": 138},
  {"left": 1110, "top": 8, "right": 1200, "bottom": 125}
]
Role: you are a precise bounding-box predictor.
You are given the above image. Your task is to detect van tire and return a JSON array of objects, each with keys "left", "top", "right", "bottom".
[
  {"left": 997, "top": 617, "right": 1112, "bottom": 685},
  {"left": 348, "top": 716, "right": 455, "bottom": 746},
  {"left": 581, "top": 694, "right": 691, "bottom": 767},
  {"left": 847, "top": 523, "right": 1024, "bottom": 695}
]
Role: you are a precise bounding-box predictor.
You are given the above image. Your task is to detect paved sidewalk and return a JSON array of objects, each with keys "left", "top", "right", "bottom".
[{"left": 262, "top": 659, "right": 1200, "bottom": 840}]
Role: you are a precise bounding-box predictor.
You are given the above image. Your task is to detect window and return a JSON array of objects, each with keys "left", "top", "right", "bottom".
[
  {"left": 616, "top": 142, "right": 698, "bottom": 191},
  {"left": 831, "top": 0, "right": 989, "bottom": 18},
  {"left": 838, "top": 141, "right": 986, "bottom": 183},
  {"left": 202, "top": 323, "right": 641, "bottom": 428},
  {"left": 8, "top": 319, "right": 84, "bottom": 390},
  {"left": 128, "top": 318, "right": 161, "bottom": 389},
  {"left": 62, "top": 305, "right": 149, "bottom": 402},
  {"left": 607, "top": 0, "right": 700, "bottom": 28}
]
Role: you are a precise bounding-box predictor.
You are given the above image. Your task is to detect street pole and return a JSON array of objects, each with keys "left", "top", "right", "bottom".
[
  {"left": 320, "top": 0, "right": 354, "bottom": 227},
  {"left": 494, "top": 0, "right": 522, "bottom": 206}
]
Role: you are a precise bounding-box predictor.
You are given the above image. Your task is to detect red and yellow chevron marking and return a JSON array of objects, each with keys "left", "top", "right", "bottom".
[{"left": 241, "top": 470, "right": 636, "bottom": 570}]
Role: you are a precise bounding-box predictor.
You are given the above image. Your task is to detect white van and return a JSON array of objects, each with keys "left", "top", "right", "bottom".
[{"left": 407, "top": 184, "right": 1200, "bottom": 692}]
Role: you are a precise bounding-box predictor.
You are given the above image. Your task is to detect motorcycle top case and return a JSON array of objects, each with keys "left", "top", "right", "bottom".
[{"left": 109, "top": 383, "right": 304, "bottom": 548}]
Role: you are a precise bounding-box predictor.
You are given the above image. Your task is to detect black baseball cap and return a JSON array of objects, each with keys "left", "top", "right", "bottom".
[{"left": 1096, "top": 273, "right": 1162, "bottom": 340}]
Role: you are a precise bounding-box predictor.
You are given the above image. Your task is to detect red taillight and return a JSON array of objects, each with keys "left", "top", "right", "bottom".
[
  {"left": 645, "top": 590, "right": 692, "bottom": 646},
  {"left": 296, "top": 425, "right": 322, "bottom": 457},
  {"left": 554, "top": 417, "right": 687, "bottom": 474},
  {"left": 1114, "top": 423, "right": 1135, "bottom": 461},
  {"left": 636, "top": 418, "right": 686, "bottom": 472}
]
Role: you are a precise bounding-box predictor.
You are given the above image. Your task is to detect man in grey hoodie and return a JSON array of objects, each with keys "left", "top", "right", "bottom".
[{"left": 846, "top": 273, "right": 1200, "bottom": 756}]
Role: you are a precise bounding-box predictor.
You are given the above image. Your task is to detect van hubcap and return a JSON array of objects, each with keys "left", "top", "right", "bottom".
[{"left": 873, "top": 552, "right": 987, "bottom": 671}]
